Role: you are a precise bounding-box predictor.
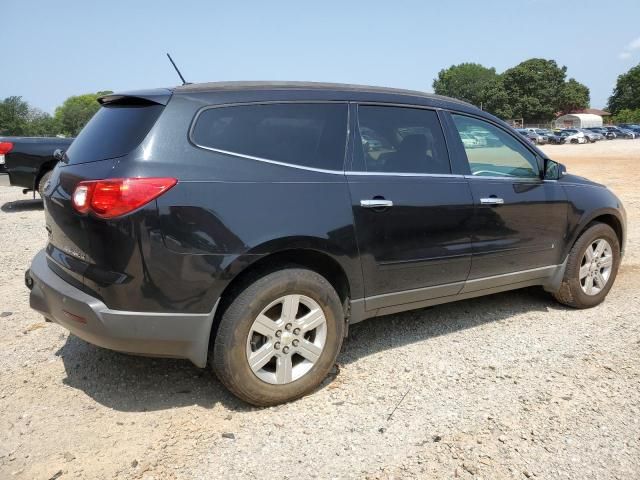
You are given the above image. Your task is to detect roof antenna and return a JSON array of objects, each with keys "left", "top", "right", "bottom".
[{"left": 166, "top": 53, "right": 189, "bottom": 85}]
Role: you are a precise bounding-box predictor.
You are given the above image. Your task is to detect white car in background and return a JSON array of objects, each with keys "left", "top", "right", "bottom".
[{"left": 559, "top": 129, "right": 587, "bottom": 144}]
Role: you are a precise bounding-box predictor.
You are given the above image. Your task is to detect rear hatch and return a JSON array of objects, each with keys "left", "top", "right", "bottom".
[{"left": 43, "top": 90, "right": 171, "bottom": 294}]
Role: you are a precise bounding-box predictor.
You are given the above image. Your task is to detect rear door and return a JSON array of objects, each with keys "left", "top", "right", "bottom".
[
  {"left": 347, "top": 104, "right": 474, "bottom": 310},
  {"left": 446, "top": 113, "right": 569, "bottom": 284}
]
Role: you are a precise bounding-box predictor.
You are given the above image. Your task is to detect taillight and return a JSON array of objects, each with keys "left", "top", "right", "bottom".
[
  {"left": 0, "top": 142, "right": 13, "bottom": 155},
  {"left": 72, "top": 177, "right": 177, "bottom": 219}
]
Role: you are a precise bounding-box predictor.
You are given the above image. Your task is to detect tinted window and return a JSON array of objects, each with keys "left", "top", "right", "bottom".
[
  {"left": 452, "top": 114, "right": 539, "bottom": 178},
  {"left": 65, "top": 104, "right": 164, "bottom": 164},
  {"left": 192, "top": 103, "right": 348, "bottom": 171},
  {"left": 355, "top": 106, "right": 450, "bottom": 174}
]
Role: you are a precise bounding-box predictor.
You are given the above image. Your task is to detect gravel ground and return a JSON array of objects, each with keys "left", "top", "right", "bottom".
[{"left": 1, "top": 140, "right": 639, "bottom": 480}]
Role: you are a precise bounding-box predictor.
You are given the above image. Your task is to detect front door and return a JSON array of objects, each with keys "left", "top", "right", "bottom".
[
  {"left": 347, "top": 105, "right": 475, "bottom": 310},
  {"left": 448, "top": 113, "right": 569, "bottom": 284}
]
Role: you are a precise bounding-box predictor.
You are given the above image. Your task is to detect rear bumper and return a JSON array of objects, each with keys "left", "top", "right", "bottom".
[{"left": 27, "top": 249, "right": 217, "bottom": 367}]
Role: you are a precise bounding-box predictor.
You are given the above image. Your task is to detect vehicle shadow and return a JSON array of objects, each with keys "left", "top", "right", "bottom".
[
  {"left": 55, "top": 336, "right": 252, "bottom": 413},
  {"left": 1, "top": 199, "right": 43, "bottom": 212},
  {"left": 55, "top": 286, "right": 562, "bottom": 412}
]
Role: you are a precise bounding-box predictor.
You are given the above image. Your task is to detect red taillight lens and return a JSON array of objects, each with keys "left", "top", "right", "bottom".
[
  {"left": 0, "top": 142, "right": 14, "bottom": 154},
  {"left": 72, "top": 177, "right": 177, "bottom": 219}
]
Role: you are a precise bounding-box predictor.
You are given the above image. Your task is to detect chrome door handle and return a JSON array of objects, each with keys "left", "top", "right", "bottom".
[
  {"left": 360, "top": 199, "right": 393, "bottom": 208},
  {"left": 480, "top": 197, "right": 504, "bottom": 205}
]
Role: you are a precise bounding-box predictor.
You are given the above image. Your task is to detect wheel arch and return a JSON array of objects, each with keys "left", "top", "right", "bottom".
[
  {"left": 209, "top": 246, "right": 357, "bottom": 350},
  {"left": 32, "top": 160, "right": 57, "bottom": 192},
  {"left": 565, "top": 209, "right": 625, "bottom": 259}
]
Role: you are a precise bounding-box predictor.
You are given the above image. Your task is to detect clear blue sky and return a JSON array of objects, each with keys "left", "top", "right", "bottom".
[{"left": 2, "top": 0, "right": 639, "bottom": 113}]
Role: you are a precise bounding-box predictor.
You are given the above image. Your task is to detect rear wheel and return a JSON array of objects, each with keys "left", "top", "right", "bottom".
[
  {"left": 37, "top": 170, "right": 52, "bottom": 198},
  {"left": 553, "top": 223, "right": 620, "bottom": 308},
  {"left": 212, "top": 268, "right": 345, "bottom": 406}
]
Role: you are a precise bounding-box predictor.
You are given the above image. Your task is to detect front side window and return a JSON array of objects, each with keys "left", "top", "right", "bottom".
[
  {"left": 192, "top": 103, "right": 348, "bottom": 171},
  {"left": 452, "top": 114, "right": 540, "bottom": 178},
  {"left": 355, "top": 105, "right": 450, "bottom": 174}
]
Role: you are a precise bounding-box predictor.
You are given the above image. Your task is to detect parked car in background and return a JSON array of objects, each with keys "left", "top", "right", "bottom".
[
  {"left": 618, "top": 124, "right": 640, "bottom": 135},
  {"left": 524, "top": 128, "right": 551, "bottom": 144},
  {"left": 0, "top": 136, "right": 74, "bottom": 196},
  {"left": 559, "top": 129, "right": 586, "bottom": 144},
  {"left": 605, "top": 126, "right": 636, "bottom": 139},
  {"left": 26, "top": 82, "right": 626, "bottom": 406},
  {"left": 586, "top": 127, "right": 615, "bottom": 140},
  {"left": 545, "top": 131, "right": 566, "bottom": 144},
  {"left": 517, "top": 128, "right": 547, "bottom": 145},
  {"left": 578, "top": 128, "right": 602, "bottom": 143}
]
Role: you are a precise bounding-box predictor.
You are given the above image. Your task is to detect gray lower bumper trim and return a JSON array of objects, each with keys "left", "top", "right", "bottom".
[{"left": 28, "top": 250, "right": 217, "bottom": 367}]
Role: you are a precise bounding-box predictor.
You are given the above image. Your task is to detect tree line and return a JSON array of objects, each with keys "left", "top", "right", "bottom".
[
  {"left": 0, "top": 91, "right": 112, "bottom": 138},
  {"left": 1, "top": 59, "right": 639, "bottom": 137},
  {"left": 434, "top": 58, "right": 640, "bottom": 124}
]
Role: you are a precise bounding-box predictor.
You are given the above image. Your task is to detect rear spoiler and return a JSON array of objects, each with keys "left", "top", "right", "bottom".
[{"left": 98, "top": 89, "right": 173, "bottom": 106}]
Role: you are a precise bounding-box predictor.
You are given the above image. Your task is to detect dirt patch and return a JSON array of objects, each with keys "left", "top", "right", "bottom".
[{"left": 1, "top": 140, "right": 639, "bottom": 479}]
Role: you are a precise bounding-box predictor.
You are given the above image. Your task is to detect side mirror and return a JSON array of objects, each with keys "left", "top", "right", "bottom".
[
  {"left": 544, "top": 159, "right": 566, "bottom": 180},
  {"left": 558, "top": 162, "right": 567, "bottom": 178},
  {"left": 53, "top": 149, "right": 65, "bottom": 161}
]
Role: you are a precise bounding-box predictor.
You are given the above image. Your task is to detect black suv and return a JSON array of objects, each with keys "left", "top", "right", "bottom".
[{"left": 27, "top": 82, "right": 626, "bottom": 406}]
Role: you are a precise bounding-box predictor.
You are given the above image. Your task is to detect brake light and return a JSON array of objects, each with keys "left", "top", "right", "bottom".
[
  {"left": 0, "top": 142, "right": 13, "bottom": 154},
  {"left": 72, "top": 177, "right": 177, "bottom": 219}
]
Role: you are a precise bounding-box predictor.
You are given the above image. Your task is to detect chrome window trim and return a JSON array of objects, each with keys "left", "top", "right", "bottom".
[
  {"left": 349, "top": 171, "right": 465, "bottom": 178},
  {"left": 189, "top": 100, "right": 350, "bottom": 175},
  {"left": 463, "top": 174, "right": 542, "bottom": 182}
]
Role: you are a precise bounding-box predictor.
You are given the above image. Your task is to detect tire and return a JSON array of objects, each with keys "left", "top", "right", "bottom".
[
  {"left": 553, "top": 223, "right": 620, "bottom": 309},
  {"left": 37, "top": 170, "right": 52, "bottom": 198},
  {"left": 212, "top": 268, "right": 345, "bottom": 406},
  {"left": 570, "top": 139, "right": 578, "bottom": 144}
]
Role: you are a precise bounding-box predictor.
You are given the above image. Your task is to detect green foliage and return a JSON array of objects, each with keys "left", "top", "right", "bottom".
[
  {"left": 559, "top": 78, "right": 590, "bottom": 114},
  {"left": 54, "top": 91, "right": 112, "bottom": 137},
  {"left": 433, "top": 63, "right": 498, "bottom": 105},
  {"left": 503, "top": 59, "right": 568, "bottom": 122},
  {"left": 610, "top": 108, "right": 640, "bottom": 123},
  {"left": 0, "top": 90, "right": 111, "bottom": 137},
  {"left": 434, "top": 58, "right": 590, "bottom": 122},
  {"left": 0, "top": 96, "right": 31, "bottom": 136},
  {"left": 608, "top": 63, "right": 640, "bottom": 113},
  {"left": 432, "top": 63, "right": 513, "bottom": 119}
]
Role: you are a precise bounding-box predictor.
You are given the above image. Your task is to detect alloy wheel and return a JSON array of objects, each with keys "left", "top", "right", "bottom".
[
  {"left": 579, "top": 238, "right": 613, "bottom": 295},
  {"left": 245, "top": 294, "right": 327, "bottom": 384}
]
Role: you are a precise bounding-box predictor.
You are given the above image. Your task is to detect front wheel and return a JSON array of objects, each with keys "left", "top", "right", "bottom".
[
  {"left": 553, "top": 223, "right": 620, "bottom": 308},
  {"left": 212, "top": 268, "right": 345, "bottom": 406}
]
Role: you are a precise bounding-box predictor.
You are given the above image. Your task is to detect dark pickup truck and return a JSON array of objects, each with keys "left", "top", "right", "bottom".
[{"left": 0, "top": 136, "right": 74, "bottom": 196}]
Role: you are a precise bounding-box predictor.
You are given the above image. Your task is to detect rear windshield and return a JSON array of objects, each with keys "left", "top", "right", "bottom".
[
  {"left": 64, "top": 103, "right": 164, "bottom": 164},
  {"left": 191, "top": 103, "right": 348, "bottom": 171}
]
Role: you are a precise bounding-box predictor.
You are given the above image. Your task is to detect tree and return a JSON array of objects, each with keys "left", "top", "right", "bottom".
[
  {"left": 559, "top": 78, "right": 590, "bottom": 114},
  {"left": 502, "top": 59, "right": 568, "bottom": 122},
  {"left": 25, "top": 109, "right": 58, "bottom": 136},
  {"left": 611, "top": 108, "right": 640, "bottom": 123},
  {"left": 0, "top": 96, "right": 31, "bottom": 135},
  {"left": 432, "top": 63, "right": 512, "bottom": 118},
  {"left": 54, "top": 90, "right": 112, "bottom": 136},
  {"left": 608, "top": 63, "right": 640, "bottom": 113}
]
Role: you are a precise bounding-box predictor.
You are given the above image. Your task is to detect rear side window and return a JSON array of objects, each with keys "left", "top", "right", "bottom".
[
  {"left": 65, "top": 103, "right": 164, "bottom": 164},
  {"left": 354, "top": 105, "right": 450, "bottom": 174},
  {"left": 191, "top": 103, "right": 348, "bottom": 171}
]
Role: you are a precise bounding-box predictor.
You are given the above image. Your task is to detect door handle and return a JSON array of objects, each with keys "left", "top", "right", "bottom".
[
  {"left": 360, "top": 199, "right": 393, "bottom": 208},
  {"left": 480, "top": 197, "right": 504, "bottom": 205}
]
